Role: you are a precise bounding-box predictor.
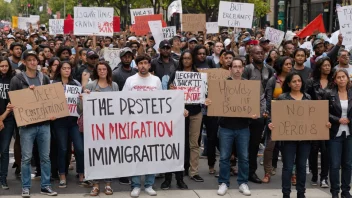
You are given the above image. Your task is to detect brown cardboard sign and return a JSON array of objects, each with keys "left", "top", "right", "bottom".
[
  {"left": 9, "top": 83, "right": 69, "bottom": 127},
  {"left": 181, "top": 14, "right": 206, "bottom": 32},
  {"left": 199, "top": 68, "right": 230, "bottom": 80},
  {"left": 207, "top": 80, "right": 260, "bottom": 117},
  {"left": 271, "top": 100, "right": 329, "bottom": 141}
]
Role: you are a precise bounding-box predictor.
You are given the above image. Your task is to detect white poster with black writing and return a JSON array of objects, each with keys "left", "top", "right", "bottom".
[
  {"left": 173, "top": 71, "right": 207, "bottom": 104},
  {"left": 218, "top": 1, "right": 254, "bottom": 28},
  {"left": 65, "top": 85, "right": 82, "bottom": 117},
  {"left": 162, "top": 26, "right": 176, "bottom": 40},
  {"left": 49, "top": 19, "right": 64, "bottom": 35},
  {"left": 83, "top": 91, "right": 185, "bottom": 180}
]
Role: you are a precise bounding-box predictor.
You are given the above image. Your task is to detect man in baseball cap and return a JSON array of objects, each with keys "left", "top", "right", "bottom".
[
  {"left": 112, "top": 47, "right": 137, "bottom": 91},
  {"left": 188, "top": 37, "right": 198, "bottom": 51}
]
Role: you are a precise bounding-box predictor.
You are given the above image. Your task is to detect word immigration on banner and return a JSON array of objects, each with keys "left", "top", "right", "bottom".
[
  {"left": 83, "top": 91, "right": 185, "bottom": 180},
  {"left": 173, "top": 71, "right": 207, "bottom": 104},
  {"left": 74, "top": 7, "right": 114, "bottom": 36},
  {"left": 218, "top": 1, "right": 254, "bottom": 28},
  {"left": 65, "top": 85, "right": 82, "bottom": 117},
  {"left": 49, "top": 19, "right": 64, "bottom": 35}
]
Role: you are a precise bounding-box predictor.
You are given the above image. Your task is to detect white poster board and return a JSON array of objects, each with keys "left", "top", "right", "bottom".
[
  {"left": 103, "top": 48, "right": 121, "bottom": 69},
  {"left": 218, "top": 1, "right": 254, "bottom": 28},
  {"left": 206, "top": 22, "right": 219, "bottom": 34},
  {"left": 83, "top": 91, "right": 185, "bottom": 180},
  {"left": 162, "top": 26, "right": 176, "bottom": 40},
  {"left": 130, "top": 8, "right": 154, "bottom": 24},
  {"left": 65, "top": 85, "right": 82, "bottom": 117},
  {"left": 173, "top": 71, "right": 207, "bottom": 104},
  {"left": 265, "top": 27, "right": 285, "bottom": 48},
  {"left": 337, "top": 5, "right": 352, "bottom": 45},
  {"left": 74, "top": 7, "right": 114, "bottom": 36},
  {"left": 17, "top": 17, "right": 29, "bottom": 30},
  {"left": 148, "top": 21, "right": 164, "bottom": 51},
  {"left": 49, "top": 19, "right": 64, "bottom": 35}
]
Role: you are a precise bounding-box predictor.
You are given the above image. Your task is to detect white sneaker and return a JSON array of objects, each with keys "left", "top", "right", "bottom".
[
  {"left": 217, "top": 183, "right": 228, "bottom": 196},
  {"left": 239, "top": 183, "right": 251, "bottom": 196},
  {"left": 145, "top": 186, "right": 157, "bottom": 196},
  {"left": 131, "top": 187, "right": 141, "bottom": 198}
]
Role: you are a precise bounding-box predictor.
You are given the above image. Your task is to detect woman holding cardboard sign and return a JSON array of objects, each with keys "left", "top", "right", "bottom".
[
  {"left": 268, "top": 71, "right": 331, "bottom": 198},
  {"left": 323, "top": 68, "right": 352, "bottom": 198}
]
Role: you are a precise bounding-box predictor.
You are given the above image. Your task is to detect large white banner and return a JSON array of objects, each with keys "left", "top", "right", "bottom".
[
  {"left": 173, "top": 71, "right": 207, "bottom": 104},
  {"left": 83, "top": 91, "right": 185, "bottom": 180},
  {"left": 264, "top": 27, "right": 285, "bottom": 48},
  {"left": 65, "top": 85, "right": 82, "bottom": 117},
  {"left": 337, "top": 5, "right": 352, "bottom": 45},
  {"left": 49, "top": 19, "right": 64, "bottom": 35},
  {"left": 130, "top": 8, "right": 154, "bottom": 24},
  {"left": 103, "top": 48, "right": 121, "bottom": 69},
  {"left": 218, "top": 1, "right": 254, "bottom": 28},
  {"left": 74, "top": 7, "right": 114, "bottom": 36}
]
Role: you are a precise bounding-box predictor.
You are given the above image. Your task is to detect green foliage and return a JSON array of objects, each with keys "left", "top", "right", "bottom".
[
  {"left": 248, "top": 0, "right": 270, "bottom": 18},
  {"left": 0, "top": 0, "right": 19, "bottom": 21}
]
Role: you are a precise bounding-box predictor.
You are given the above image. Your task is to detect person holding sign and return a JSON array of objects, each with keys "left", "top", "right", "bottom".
[
  {"left": 268, "top": 71, "right": 331, "bottom": 198},
  {"left": 205, "top": 58, "right": 257, "bottom": 196},
  {"left": 51, "top": 61, "right": 85, "bottom": 189},
  {"left": 323, "top": 69, "right": 352, "bottom": 198},
  {"left": 9, "top": 50, "right": 58, "bottom": 197}
]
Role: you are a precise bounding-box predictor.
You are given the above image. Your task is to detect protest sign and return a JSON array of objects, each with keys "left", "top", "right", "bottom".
[
  {"left": 131, "top": 14, "right": 167, "bottom": 36},
  {"left": 17, "top": 17, "right": 29, "bottom": 30},
  {"left": 199, "top": 68, "right": 230, "bottom": 80},
  {"left": 130, "top": 8, "right": 154, "bottom": 24},
  {"left": 265, "top": 27, "right": 285, "bottom": 48},
  {"left": 206, "top": 22, "right": 219, "bottom": 34},
  {"left": 337, "top": 5, "right": 352, "bottom": 45},
  {"left": 218, "top": 1, "right": 254, "bottom": 28},
  {"left": 182, "top": 14, "right": 206, "bottom": 32},
  {"left": 49, "top": 19, "right": 64, "bottom": 35},
  {"left": 74, "top": 7, "right": 114, "bottom": 36},
  {"left": 83, "top": 91, "right": 185, "bottom": 180},
  {"left": 65, "top": 85, "right": 82, "bottom": 117},
  {"left": 12, "top": 16, "right": 18, "bottom": 28},
  {"left": 103, "top": 48, "right": 121, "bottom": 69},
  {"left": 9, "top": 83, "right": 69, "bottom": 127},
  {"left": 162, "top": 26, "right": 176, "bottom": 40},
  {"left": 271, "top": 100, "right": 329, "bottom": 141},
  {"left": 173, "top": 71, "right": 207, "bottom": 104},
  {"left": 207, "top": 80, "right": 260, "bottom": 117},
  {"left": 148, "top": 21, "right": 164, "bottom": 51}
]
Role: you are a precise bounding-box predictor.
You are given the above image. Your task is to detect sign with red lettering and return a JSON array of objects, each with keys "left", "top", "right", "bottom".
[
  {"left": 83, "top": 91, "right": 185, "bottom": 180},
  {"left": 74, "top": 7, "right": 114, "bottom": 36},
  {"left": 131, "top": 14, "right": 167, "bottom": 36},
  {"left": 65, "top": 85, "right": 82, "bottom": 117},
  {"left": 173, "top": 71, "right": 207, "bottom": 104}
]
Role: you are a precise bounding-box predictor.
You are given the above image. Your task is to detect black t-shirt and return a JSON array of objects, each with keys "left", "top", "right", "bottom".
[{"left": 293, "top": 67, "right": 312, "bottom": 84}]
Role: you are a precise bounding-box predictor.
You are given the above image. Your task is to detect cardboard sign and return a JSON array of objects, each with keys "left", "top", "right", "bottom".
[
  {"left": 337, "top": 5, "right": 352, "bottom": 45},
  {"left": 265, "top": 27, "right": 285, "bottom": 48},
  {"left": 199, "top": 68, "right": 230, "bottom": 80},
  {"left": 207, "top": 80, "right": 260, "bottom": 117},
  {"left": 131, "top": 14, "right": 167, "bottom": 36},
  {"left": 49, "top": 19, "right": 64, "bottom": 35},
  {"left": 103, "top": 48, "right": 121, "bottom": 69},
  {"left": 206, "top": 22, "right": 219, "bottom": 34},
  {"left": 162, "top": 26, "right": 176, "bottom": 40},
  {"left": 182, "top": 14, "right": 206, "bottom": 32},
  {"left": 65, "top": 85, "right": 82, "bottom": 117},
  {"left": 173, "top": 71, "right": 207, "bottom": 104},
  {"left": 83, "top": 91, "right": 185, "bottom": 180},
  {"left": 271, "top": 100, "right": 329, "bottom": 141},
  {"left": 130, "top": 8, "right": 154, "bottom": 24},
  {"left": 218, "top": 1, "right": 254, "bottom": 28},
  {"left": 74, "top": 7, "right": 114, "bottom": 36},
  {"left": 9, "top": 83, "right": 69, "bottom": 127}
]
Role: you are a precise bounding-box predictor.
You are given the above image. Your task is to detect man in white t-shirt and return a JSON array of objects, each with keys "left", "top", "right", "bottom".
[{"left": 335, "top": 49, "right": 352, "bottom": 81}]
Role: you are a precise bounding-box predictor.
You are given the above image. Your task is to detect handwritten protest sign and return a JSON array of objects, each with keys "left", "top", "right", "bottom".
[
  {"left": 218, "top": 1, "right": 254, "bottom": 28},
  {"left": 130, "top": 8, "right": 154, "bottom": 24},
  {"left": 83, "top": 91, "right": 185, "bottom": 180},
  {"left": 65, "top": 85, "right": 82, "bottom": 117},
  {"left": 206, "top": 22, "right": 219, "bottom": 34},
  {"left": 182, "top": 14, "right": 206, "bottom": 32},
  {"left": 9, "top": 83, "right": 69, "bottom": 127},
  {"left": 337, "top": 5, "right": 352, "bottom": 45},
  {"left": 265, "top": 27, "right": 285, "bottom": 48},
  {"left": 207, "top": 80, "right": 260, "bottom": 117},
  {"left": 49, "top": 19, "right": 64, "bottom": 35},
  {"left": 131, "top": 14, "right": 167, "bottom": 36},
  {"left": 74, "top": 7, "right": 114, "bottom": 36},
  {"left": 173, "top": 71, "right": 207, "bottom": 104},
  {"left": 271, "top": 100, "right": 329, "bottom": 141},
  {"left": 199, "top": 68, "right": 230, "bottom": 80},
  {"left": 162, "top": 26, "right": 176, "bottom": 40},
  {"left": 103, "top": 48, "right": 121, "bottom": 69},
  {"left": 148, "top": 21, "right": 164, "bottom": 51}
]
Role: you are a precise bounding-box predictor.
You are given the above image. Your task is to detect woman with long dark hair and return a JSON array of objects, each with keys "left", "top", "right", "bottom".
[
  {"left": 306, "top": 57, "right": 334, "bottom": 188},
  {"left": 192, "top": 45, "right": 213, "bottom": 69},
  {"left": 324, "top": 69, "right": 352, "bottom": 198},
  {"left": 48, "top": 57, "right": 60, "bottom": 81},
  {"left": 0, "top": 56, "right": 15, "bottom": 189},
  {"left": 268, "top": 71, "right": 331, "bottom": 198}
]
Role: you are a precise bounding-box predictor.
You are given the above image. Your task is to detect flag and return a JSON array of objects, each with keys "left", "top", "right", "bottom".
[
  {"left": 64, "top": 14, "right": 74, "bottom": 34},
  {"left": 167, "top": 0, "right": 182, "bottom": 21},
  {"left": 296, "top": 14, "right": 326, "bottom": 38}
]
